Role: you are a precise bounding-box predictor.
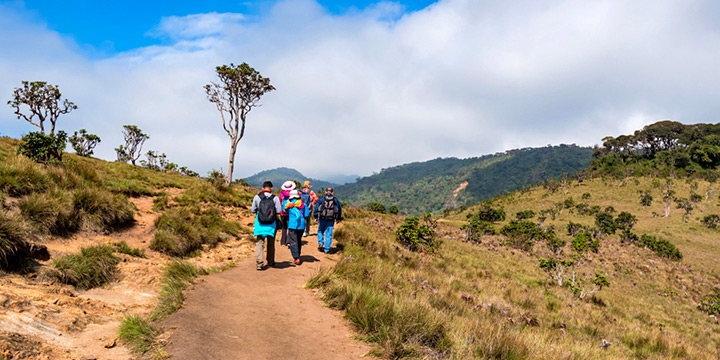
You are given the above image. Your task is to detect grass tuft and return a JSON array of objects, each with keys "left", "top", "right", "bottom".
[
  {"left": 48, "top": 245, "right": 120, "bottom": 289},
  {"left": 118, "top": 314, "right": 158, "bottom": 354},
  {"left": 112, "top": 241, "right": 146, "bottom": 258},
  {"left": 150, "top": 260, "right": 207, "bottom": 321}
]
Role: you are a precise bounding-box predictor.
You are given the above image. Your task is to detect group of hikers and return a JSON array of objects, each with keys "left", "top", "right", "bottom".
[{"left": 251, "top": 180, "right": 343, "bottom": 270}]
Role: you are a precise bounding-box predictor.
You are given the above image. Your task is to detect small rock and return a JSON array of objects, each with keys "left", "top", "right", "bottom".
[
  {"left": 601, "top": 339, "right": 611, "bottom": 349},
  {"left": 104, "top": 337, "right": 117, "bottom": 349},
  {"left": 52, "top": 298, "right": 59, "bottom": 305}
]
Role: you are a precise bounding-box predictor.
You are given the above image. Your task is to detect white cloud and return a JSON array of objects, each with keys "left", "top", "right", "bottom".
[{"left": 1, "top": 0, "right": 720, "bottom": 179}]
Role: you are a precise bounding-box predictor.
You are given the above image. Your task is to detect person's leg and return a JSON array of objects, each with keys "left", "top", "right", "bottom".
[
  {"left": 324, "top": 222, "right": 335, "bottom": 253},
  {"left": 266, "top": 236, "right": 275, "bottom": 266},
  {"left": 288, "top": 230, "right": 300, "bottom": 260},
  {"left": 304, "top": 217, "right": 311, "bottom": 236},
  {"left": 317, "top": 219, "right": 327, "bottom": 248},
  {"left": 280, "top": 215, "right": 289, "bottom": 246},
  {"left": 255, "top": 236, "right": 265, "bottom": 270}
]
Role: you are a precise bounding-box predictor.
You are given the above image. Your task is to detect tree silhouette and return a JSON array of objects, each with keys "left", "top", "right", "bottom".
[{"left": 115, "top": 125, "right": 149, "bottom": 166}]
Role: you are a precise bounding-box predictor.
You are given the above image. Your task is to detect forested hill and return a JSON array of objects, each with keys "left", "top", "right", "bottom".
[
  {"left": 336, "top": 144, "right": 593, "bottom": 215},
  {"left": 243, "top": 167, "right": 338, "bottom": 190}
]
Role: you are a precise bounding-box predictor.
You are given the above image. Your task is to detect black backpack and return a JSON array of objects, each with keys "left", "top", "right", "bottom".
[
  {"left": 257, "top": 193, "right": 277, "bottom": 225},
  {"left": 318, "top": 195, "right": 338, "bottom": 220}
]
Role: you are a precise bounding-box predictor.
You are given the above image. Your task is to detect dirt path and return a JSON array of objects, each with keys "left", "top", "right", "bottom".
[{"left": 162, "top": 234, "right": 370, "bottom": 360}]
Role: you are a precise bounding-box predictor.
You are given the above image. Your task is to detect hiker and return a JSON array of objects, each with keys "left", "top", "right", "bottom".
[
  {"left": 278, "top": 181, "right": 296, "bottom": 246},
  {"left": 284, "top": 189, "right": 309, "bottom": 265},
  {"left": 313, "top": 187, "right": 342, "bottom": 254},
  {"left": 300, "top": 181, "right": 318, "bottom": 237},
  {"left": 251, "top": 181, "right": 282, "bottom": 271}
]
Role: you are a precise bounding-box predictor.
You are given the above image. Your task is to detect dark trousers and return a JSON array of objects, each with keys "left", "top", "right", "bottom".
[
  {"left": 288, "top": 229, "right": 303, "bottom": 260},
  {"left": 280, "top": 215, "right": 289, "bottom": 246},
  {"left": 304, "top": 216, "right": 311, "bottom": 234}
]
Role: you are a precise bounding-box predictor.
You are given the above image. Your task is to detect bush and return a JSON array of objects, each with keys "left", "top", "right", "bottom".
[
  {"left": 581, "top": 192, "right": 591, "bottom": 200},
  {"left": 621, "top": 229, "right": 639, "bottom": 243},
  {"left": 571, "top": 231, "right": 599, "bottom": 253},
  {"left": 396, "top": 214, "right": 440, "bottom": 252},
  {"left": 690, "top": 192, "right": 703, "bottom": 203},
  {"left": 119, "top": 314, "right": 157, "bottom": 354},
  {"left": 367, "top": 202, "right": 386, "bottom": 214},
  {"left": 702, "top": 214, "right": 720, "bottom": 229},
  {"left": 150, "top": 207, "right": 239, "bottom": 257},
  {"left": 637, "top": 234, "right": 682, "bottom": 260},
  {"left": 640, "top": 191, "right": 653, "bottom": 206},
  {"left": 515, "top": 210, "right": 536, "bottom": 220},
  {"left": 595, "top": 212, "right": 617, "bottom": 235},
  {"left": 48, "top": 245, "right": 120, "bottom": 289},
  {"left": 72, "top": 187, "right": 135, "bottom": 231},
  {"left": 500, "top": 220, "right": 552, "bottom": 251},
  {"left": 68, "top": 129, "right": 101, "bottom": 157},
  {"left": 699, "top": 289, "right": 720, "bottom": 316},
  {"left": 475, "top": 206, "right": 506, "bottom": 222},
  {"left": 615, "top": 211, "right": 637, "bottom": 231},
  {"left": 566, "top": 221, "right": 585, "bottom": 236},
  {"left": 17, "top": 131, "right": 67, "bottom": 164},
  {"left": 0, "top": 157, "right": 52, "bottom": 196},
  {"left": 388, "top": 205, "right": 399, "bottom": 215},
  {"left": 18, "top": 191, "right": 80, "bottom": 235},
  {"left": 461, "top": 219, "right": 495, "bottom": 243}
]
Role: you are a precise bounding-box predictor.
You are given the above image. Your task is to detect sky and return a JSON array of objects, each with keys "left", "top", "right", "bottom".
[{"left": 1, "top": 0, "right": 719, "bottom": 180}]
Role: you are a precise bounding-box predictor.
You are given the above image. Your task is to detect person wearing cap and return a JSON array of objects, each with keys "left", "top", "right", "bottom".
[
  {"left": 278, "top": 181, "right": 296, "bottom": 246},
  {"left": 251, "top": 181, "right": 282, "bottom": 270},
  {"left": 300, "top": 181, "right": 318, "bottom": 237},
  {"left": 313, "top": 187, "right": 343, "bottom": 254},
  {"left": 283, "top": 189, "right": 309, "bottom": 265}
]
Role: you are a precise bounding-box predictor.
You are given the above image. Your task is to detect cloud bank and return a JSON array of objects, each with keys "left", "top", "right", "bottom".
[{"left": 1, "top": 0, "right": 719, "bottom": 179}]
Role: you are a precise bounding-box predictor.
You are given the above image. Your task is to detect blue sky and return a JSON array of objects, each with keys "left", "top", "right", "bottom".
[
  {"left": 2, "top": 1, "right": 720, "bottom": 179},
  {"left": 12, "top": 0, "right": 436, "bottom": 53}
]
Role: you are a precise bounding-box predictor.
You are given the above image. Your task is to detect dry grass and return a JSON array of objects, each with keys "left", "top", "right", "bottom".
[{"left": 310, "top": 176, "right": 720, "bottom": 359}]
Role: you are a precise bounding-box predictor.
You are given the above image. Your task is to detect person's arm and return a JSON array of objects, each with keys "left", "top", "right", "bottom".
[
  {"left": 313, "top": 197, "right": 322, "bottom": 218},
  {"left": 274, "top": 196, "right": 282, "bottom": 213},
  {"left": 251, "top": 195, "right": 259, "bottom": 214},
  {"left": 336, "top": 198, "right": 343, "bottom": 220}
]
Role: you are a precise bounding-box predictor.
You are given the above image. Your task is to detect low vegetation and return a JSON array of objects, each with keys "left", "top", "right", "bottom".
[
  {"left": 118, "top": 314, "right": 158, "bottom": 354},
  {"left": 150, "top": 207, "right": 243, "bottom": 257},
  {"left": 47, "top": 245, "right": 120, "bottom": 289},
  {"left": 151, "top": 260, "right": 208, "bottom": 321}
]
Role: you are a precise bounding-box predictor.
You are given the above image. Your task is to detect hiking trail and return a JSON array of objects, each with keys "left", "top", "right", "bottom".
[{"left": 161, "top": 229, "right": 369, "bottom": 360}]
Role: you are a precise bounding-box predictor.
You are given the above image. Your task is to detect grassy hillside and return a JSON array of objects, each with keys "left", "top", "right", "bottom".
[
  {"left": 0, "top": 136, "right": 254, "bottom": 272},
  {"left": 310, "top": 175, "right": 720, "bottom": 359},
  {"left": 337, "top": 144, "right": 593, "bottom": 215},
  {"left": 243, "top": 167, "right": 338, "bottom": 189}
]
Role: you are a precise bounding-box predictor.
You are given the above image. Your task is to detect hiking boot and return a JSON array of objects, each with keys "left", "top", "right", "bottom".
[
  {"left": 266, "top": 262, "right": 276, "bottom": 268},
  {"left": 256, "top": 265, "right": 264, "bottom": 271},
  {"left": 317, "top": 246, "right": 324, "bottom": 252},
  {"left": 293, "top": 258, "right": 301, "bottom": 265},
  {"left": 303, "top": 232, "right": 310, "bottom": 237}
]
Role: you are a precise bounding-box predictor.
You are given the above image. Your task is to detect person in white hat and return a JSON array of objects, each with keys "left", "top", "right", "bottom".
[
  {"left": 283, "top": 189, "right": 310, "bottom": 265},
  {"left": 278, "top": 180, "right": 297, "bottom": 246}
]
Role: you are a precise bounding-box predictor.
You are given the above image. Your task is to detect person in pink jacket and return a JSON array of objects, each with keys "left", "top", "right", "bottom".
[{"left": 278, "top": 181, "right": 296, "bottom": 246}]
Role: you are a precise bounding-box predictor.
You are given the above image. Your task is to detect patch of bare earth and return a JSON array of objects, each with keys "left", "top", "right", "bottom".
[{"left": 0, "top": 190, "right": 255, "bottom": 359}]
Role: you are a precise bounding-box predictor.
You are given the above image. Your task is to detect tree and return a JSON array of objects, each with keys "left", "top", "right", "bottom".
[
  {"left": 115, "top": 125, "right": 149, "bottom": 165},
  {"left": 8, "top": 81, "right": 77, "bottom": 134},
  {"left": 205, "top": 63, "right": 276, "bottom": 185},
  {"left": 68, "top": 129, "right": 101, "bottom": 157}
]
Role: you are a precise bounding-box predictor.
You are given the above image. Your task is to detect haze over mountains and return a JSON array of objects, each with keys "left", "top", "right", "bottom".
[{"left": 244, "top": 144, "right": 593, "bottom": 214}]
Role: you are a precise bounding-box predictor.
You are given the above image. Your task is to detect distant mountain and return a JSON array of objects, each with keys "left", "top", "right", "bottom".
[
  {"left": 336, "top": 144, "right": 594, "bottom": 215},
  {"left": 324, "top": 174, "right": 360, "bottom": 185},
  {"left": 243, "top": 167, "right": 338, "bottom": 190}
]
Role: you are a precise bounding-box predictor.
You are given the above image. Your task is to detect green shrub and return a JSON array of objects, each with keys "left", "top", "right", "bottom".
[
  {"left": 701, "top": 214, "right": 720, "bottom": 229},
  {"left": 72, "top": 187, "right": 135, "bottom": 230},
  {"left": 119, "top": 314, "right": 157, "bottom": 354},
  {"left": 615, "top": 211, "right": 637, "bottom": 231},
  {"left": 545, "top": 232, "right": 566, "bottom": 255},
  {"left": 500, "top": 220, "right": 552, "bottom": 251},
  {"left": 621, "top": 229, "right": 639, "bottom": 243},
  {"left": 367, "top": 202, "right": 386, "bottom": 214},
  {"left": 639, "top": 191, "right": 653, "bottom": 206},
  {"left": 571, "top": 231, "right": 599, "bottom": 253},
  {"left": 566, "top": 221, "right": 585, "bottom": 236},
  {"left": 112, "top": 241, "right": 145, "bottom": 257},
  {"left": 461, "top": 219, "right": 495, "bottom": 243},
  {"left": 581, "top": 192, "right": 591, "bottom": 200},
  {"left": 68, "top": 129, "right": 101, "bottom": 157},
  {"left": 515, "top": 210, "right": 536, "bottom": 220},
  {"left": 474, "top": 206, "right": 506, "bottom": 222},
  {"left": 637, "top": 234, "right": 682, "bottom": 260},
  {"left": 150, "top": 207, "right": 238, "bottom": 257},
  {"left": 396, "top": 213, "right": 440, "bottom": 252},
  {"left": 595, "top": 212, "right": 616, "bottom": 235},
  {"left": 699, "top": 289, "right": 720, "bottom": 316},
  {"left": 49, "top": 245, "right": 120, "bottom": 289},
  {"left": 563, "top": 198, "right": 576, "bottom": 209},
  {"left": 690, "top": 192, "right": 703, "bottom": 203},
  {"left": 17, "top": 131, "right": 67, "bottom": 164},
  {"left": 388, "top": 205, "right": 399, "bottom": 215}
]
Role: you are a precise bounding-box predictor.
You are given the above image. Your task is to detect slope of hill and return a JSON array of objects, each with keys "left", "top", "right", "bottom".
[
  {"left": 243, "top": 167, "right": 338, "bottom": 189},
  {"left": 310, "top": 176, "right": 720, "bottom": 359},
  {"left": 337, "top": 144, "right": 593, "bottom": 215}
]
